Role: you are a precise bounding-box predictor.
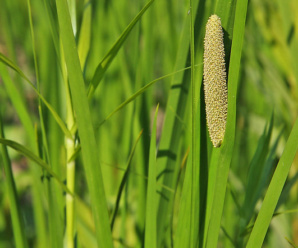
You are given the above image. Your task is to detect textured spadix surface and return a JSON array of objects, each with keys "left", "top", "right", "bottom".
[{"left": 203, "top": 14, "right": 228, "bottom": 147}]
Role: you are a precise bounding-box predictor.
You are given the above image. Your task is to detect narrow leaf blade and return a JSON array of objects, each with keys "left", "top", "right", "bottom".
[
  {"left": 246, "top": 117, "right": 298, "bottom": 247},
  {"left": 87, "top": 0, "right": 155, "bottom": 98},
  {"left": 145, "top": 104, "right": 159, "bottom": 248}
]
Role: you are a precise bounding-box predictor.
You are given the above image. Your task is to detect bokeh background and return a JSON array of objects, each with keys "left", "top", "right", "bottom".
[{"left": 0, "top": 0, "right": 297, "bottom": 247}]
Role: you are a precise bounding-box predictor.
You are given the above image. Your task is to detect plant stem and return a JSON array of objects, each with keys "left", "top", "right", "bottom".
[{"left": 65, "top": 64, "right": 76, "bottom": 248}]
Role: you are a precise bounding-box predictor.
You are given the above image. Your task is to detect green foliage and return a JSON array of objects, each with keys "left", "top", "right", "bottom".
[{"left": 0, "top": 0, "right": 297, "bottom": 247}]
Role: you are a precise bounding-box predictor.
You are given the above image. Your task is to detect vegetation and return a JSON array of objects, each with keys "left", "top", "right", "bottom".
[{"left": 0, "top": 0, "right": 297, "bottom": 247}]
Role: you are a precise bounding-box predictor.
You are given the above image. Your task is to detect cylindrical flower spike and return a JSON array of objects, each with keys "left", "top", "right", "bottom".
[{"left": 203, "top": 14, "right": 228, "bottom": 147}]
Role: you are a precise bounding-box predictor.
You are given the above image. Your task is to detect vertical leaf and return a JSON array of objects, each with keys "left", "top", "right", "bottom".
[
  {"left": 205, "top": 0, "right": 248, "bottom": 247},
  {"left": 0, "top": 115, "right": 28, "bottom": 248},
  {"left": 144, "top": 105, "right": 159, "bottom": 248},
  {"left": 156, "top": 8, "right": 192, "bottom": 248},
  {"left": 55, "top": 0, "right": 113, "bottom": 247},
  {"left": 246, "top": 118, "right": 298, "bottom": 247}
]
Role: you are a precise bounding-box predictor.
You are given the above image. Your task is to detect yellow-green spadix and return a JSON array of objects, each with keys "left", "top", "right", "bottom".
[{"left": 203, "top": 14, "right": 228, "bottom": 147}]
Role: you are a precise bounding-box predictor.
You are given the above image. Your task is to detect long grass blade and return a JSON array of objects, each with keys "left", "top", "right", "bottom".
[
  {"left": 246, "top": 117, "right": 298, "bottom": 247},
  {"left": 189, "top": 0, "right": 197, "bottom": 246},
  {"left": 98, "top": 66, "right": 191, "bottom": 127},
  {"left": 0, "top": 64, "right": 35, "bottom": 139},
  {"left": 87, "top": 0, "right": 155, "bottom": 99},
  {"left": 242, "top": 116, "right": 274, "bottom": 219},
  {"left": 156, "top": 8, "right": 193, "bottom": 246},
  {"left": 205, "top": 0, "right": 248, "bottom": 246},
  {"left": 55, "top": 0, "right": 114, "bottom": 246},
  {"left": 110, "top": 129, "right": 143, "bottom": 230},
  {"left": 144, "top": 104, "right": 159, "bottom": 248},
  {"left": 0, "top": 138, "right": 73, "bottom": 196},
  {"left": 0, "top": 116, "right": 28, "bottom": 248},
  {"left": 78, "top": 0, "right": 91, "bottom": 69},
  {"left": 0, "top": 52, "right": 31, "bottom": 82},
  {"left": 0, "top": 52, "right": 72, "bottom": 139}
]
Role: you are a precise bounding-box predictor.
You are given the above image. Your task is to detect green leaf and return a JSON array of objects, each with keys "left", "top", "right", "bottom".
[
  {"left": 144, "top": 105, "right": 158, "bottom": 248},
  {"left": 76, "top": 198, "right": 97, "bottom": 248},
  {"left": 87, "top": 0, "right": 155, "bottom": 99},
  {"left": 55, "top": 0, "right": 114, "bottom": 246},
  {"left": 0, "top": 138, "right": 73, "bottom": 196},
  {"left": 189, "top": 0, "right": 198, "bottom": 246},
  {"left": 42, "top": 0, "right": 61, "bottom": 64},
  {"left": 242, "top": 115, "right": 274, "bottom": 222},
  {"left": 236, "top": 115, "right": 284, "bottom": 246},
  {"left": 0, "top": 63, "right": 35, "bottom": 140},
  {"left": 0, "top": 52, "right": 72, "bottom": 139},
  {"left": 277, "top": 172, "right": 298, "bottom": 209},
  {"left": 0, "top": 52, "right": 31, "bottom": 82},
  {"left": 110, "top": 129, "right": 143, "bottom": 229},
  {"left": 246, "top": 117, "right": 298, "bottom": 247},
  {"left": 77, "top": 0, "right": 92, "bottom": 69},
  {"left": 0, "top": 116, "right": 28, "bottom": 248},
  {"left": 205, "top": 0, "right": 248, "bottom": 247},
  {"left": 98, "top": 66, "right": 190, "bottom": 127},
  {"left": 156, "top": 8, "right": 192, "bottom": 247}
]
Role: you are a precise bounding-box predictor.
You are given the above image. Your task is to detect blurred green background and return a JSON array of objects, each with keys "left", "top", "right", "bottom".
[{"left": 0, "top": 0, "right": 297, "bottom": 247}]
